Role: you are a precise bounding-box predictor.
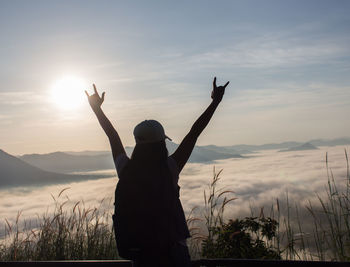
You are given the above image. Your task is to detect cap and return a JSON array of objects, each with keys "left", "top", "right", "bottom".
[{"left": 133, "top": 120, "right": 172, "bottom": 144}]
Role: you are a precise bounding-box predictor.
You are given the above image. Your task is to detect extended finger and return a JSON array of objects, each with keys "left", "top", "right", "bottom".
[
  {"left": 224, "top": 81, "right": 230, "bottom": 88},
  {"left": 101, "top": 92, "right": 105, "bottom": 102},
  {"left": 85, "top": 90, "right": 90, "bottom": 97},
  {"left": 213, "top": 77, "right": 217, "bottom": 88},
  {"left": 93, "top": 84, "right": 98, "bottom": 95}
]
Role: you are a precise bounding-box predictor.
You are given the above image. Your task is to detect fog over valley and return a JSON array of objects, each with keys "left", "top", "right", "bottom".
[{"left": 1, "top": 142, "right": 349, "bottom": 239}]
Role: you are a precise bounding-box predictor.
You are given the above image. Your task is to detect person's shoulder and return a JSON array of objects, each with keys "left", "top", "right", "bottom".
[
  {"left": 167, "top": 155, "right": 176, "bottom": 165},
  {"left": 115, "top": 153, "right": 129, "bottom": 164},
  {"left": 114, "top": 153, "right": 130, "bottom": 177},
  {"left": 168, "top": 156, "right": 180, "bottom": 174}
]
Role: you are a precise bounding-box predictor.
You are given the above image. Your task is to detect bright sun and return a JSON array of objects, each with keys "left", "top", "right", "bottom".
[{"left": 51, "top": 76, "right": 87, "bottom": 110}]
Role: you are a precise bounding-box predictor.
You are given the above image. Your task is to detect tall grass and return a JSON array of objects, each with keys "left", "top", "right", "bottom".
[
  {"left": 0, "top": 189, "right": 119, "bottom": 261},
  {"left": 1, "top": 149, "right": 349, "bottom": 261},
  {"left": 189, "top": 149, "right": 350, "bottom": 261},
  {"left": 203, "top": 167, "right": 236, "bottom": 239},
  {"left": 259, "top": 149, "right": 350, "bottom": 261},
  {"left": 285, "top": 149, "right": 350, "bottom": 261}
]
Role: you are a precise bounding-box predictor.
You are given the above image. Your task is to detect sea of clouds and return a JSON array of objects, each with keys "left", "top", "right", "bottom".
[{"left": 1, "top": 145, "right": 349, "bottom": 239}]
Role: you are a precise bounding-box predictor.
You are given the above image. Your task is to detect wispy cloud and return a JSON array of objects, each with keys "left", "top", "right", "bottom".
[
  {"left": 0, "top": 91, "right": 38, "bottom": 105},
  {"left": 183, "top": 32, "right": 350, "bottom": 70}
]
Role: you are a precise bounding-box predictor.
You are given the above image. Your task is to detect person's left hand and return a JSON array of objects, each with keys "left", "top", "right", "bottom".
[
  {"left": 85, "top": 84, "right": 105, "bottom": 110},
  {"left": 211, "top": 77, "right": 229, "bottom": 104}
]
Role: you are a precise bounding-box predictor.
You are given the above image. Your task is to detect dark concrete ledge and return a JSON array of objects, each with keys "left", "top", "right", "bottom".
[
  {"left": 0, "top": 261, "right": 132, "bottom": 267},
  {"left": 0, "top": 259, "right": 349, "bottom": 267},
  {"left": 192, "top": 259, "right": 349, "bottom": 266}
]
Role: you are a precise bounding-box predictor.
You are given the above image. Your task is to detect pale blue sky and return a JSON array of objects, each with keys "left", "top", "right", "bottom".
[{"left": 1, "top": 0, "right": 350, "bottom": 154}]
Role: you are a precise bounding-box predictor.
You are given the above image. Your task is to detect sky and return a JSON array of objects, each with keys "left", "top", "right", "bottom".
[{"left": 1, "top": 0, "right": 350, "bottom": 155}]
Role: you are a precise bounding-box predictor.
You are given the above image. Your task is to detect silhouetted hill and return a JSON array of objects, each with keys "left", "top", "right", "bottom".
[
  {"left": 229, "top": 141, "right": 301, "bottom": 151},
  {"left": 20, "top": 141, "right": 243, "bottom": 173},
  {"left": 165, "top": 141, "right": 243, "bottom": 163},
  {"left": 20, "top": 151, "right": 115, "bottom": 173},
  {"left": 63, "top": 151, "right": 110, "bottom": 156},
  {"left": 229, "top": 137, "right": 350, "bottom": 152},
  {"left": 201, "top": 144, "right": 252, "bottom": 155},
  {"left": 17, "top": 137, "right": 350, "bottom": 174},
  {"left": 0, "top": 149, "right": 113, "bottom": 188},
  {"left": 308, "top": 137, "right": 350, "bottom": 147},
  {"left": 278, "top": 143, "right": 319, "bottom": 152}
]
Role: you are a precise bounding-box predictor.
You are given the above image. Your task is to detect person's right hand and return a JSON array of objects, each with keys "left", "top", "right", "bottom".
[
  {"left": 211, "top": 77, "right": 229, "bottom": 104},
  {"left": 85, "top": 84, "right": 105, "bottom": 110}
]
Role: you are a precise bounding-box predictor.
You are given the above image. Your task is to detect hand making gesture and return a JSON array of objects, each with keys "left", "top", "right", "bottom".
[
  {"left": 171, "top": 77, "right": 230, "bottom": 172},
  {"left": 211, "top": 77, "right": 229, "bottom": 104},
  {"left": 85, "top": 83, "right": 126, "bottom": 159},
  {"left": 85, "top": 84, "right": 105, "bottom": 110}
]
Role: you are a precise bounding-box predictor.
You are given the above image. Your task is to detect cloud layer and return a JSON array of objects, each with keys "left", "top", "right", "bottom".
[{"left": 1, "top": 145, "right": 348, "bottom": 241}]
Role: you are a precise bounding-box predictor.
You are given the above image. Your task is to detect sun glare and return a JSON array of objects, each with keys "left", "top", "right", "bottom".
[{"left": 51, "top": 76, "right": 87, "bottom": 110}]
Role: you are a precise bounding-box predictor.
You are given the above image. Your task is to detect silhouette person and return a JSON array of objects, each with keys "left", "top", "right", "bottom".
[{"left": 85, "top": 77, "right": 229, "bottom": 267}]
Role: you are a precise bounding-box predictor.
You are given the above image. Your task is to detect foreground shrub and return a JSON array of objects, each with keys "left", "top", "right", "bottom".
[
  {"left": 202, "top": 217, "right": 281, "bottom": 259},
  {"left": 198, "top": 149, "right": 350, "bottom": 261},
  {"left": 198, "top": 167, "right": 281, "bottom": 259}
]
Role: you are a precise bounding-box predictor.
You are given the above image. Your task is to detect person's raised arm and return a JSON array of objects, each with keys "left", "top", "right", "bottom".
[
  {"left": 171, "top": 77, "right": 229, "bottom": 172},
  {"left": 85, "top": 84, "right": 126, "bottom": 160}
]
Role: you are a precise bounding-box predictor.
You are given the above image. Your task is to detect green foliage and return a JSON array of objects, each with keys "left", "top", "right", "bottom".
[
  {"left": 199, "top": 167, "right": 280, "bottom": 259},
  {"left": 202, "top": 216, "right": 281, "bottom": 259},
  {"left": 198, "top": 150, "right": 350, "bottom": 261}
]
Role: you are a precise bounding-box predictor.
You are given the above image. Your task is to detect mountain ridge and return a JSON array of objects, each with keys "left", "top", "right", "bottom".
[
  {"left": 19, "top": 141, "right": 243, "bottom": 173},
  {"left": 278, "top": 142, "right": 319, "bottom": 152},
  {"left": 15, "top": 137, "right": 350, "bottom": 174},
  {"left": 0, "top": 149, "right": 113, "bottom": 188}
]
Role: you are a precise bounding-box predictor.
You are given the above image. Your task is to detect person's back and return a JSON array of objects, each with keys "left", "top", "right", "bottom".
[
  {"left": 86, "top": 77, "right": 229, "bottom": 266},
  {"left": 114, "top": 141, "right": 177, "bottom": 265}
]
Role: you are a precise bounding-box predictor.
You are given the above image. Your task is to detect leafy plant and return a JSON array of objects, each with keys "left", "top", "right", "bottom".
[
  {"left": 202, "top": 217, "right": 281, "bottom": 259},
  {"left": 200, "top": 168, "right": 280, "bottom": 259}
]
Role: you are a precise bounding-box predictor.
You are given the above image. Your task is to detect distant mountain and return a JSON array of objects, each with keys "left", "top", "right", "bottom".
[
  {"left": 201, "top": 144, "right": 252, "bottom": 155},
  {"left": 20, "top": 151, "right": 115, "bottom": 173},
  {"left": 279, "top": 143, "right": 319, "bottom": 152},
  {"left": 308, "top": 137, "right": 350, "bottom": 147},
  {"left": 229, "top": 137, "right": 350, "bottom": 152},
  {"left": 18, "top": 137, "right": 350, "bottom": 174},
  {"left": 0, "top": 149, "right": 113, "bottom": 188},
  {"left": 165, "top": 141, "right": 243, "bottom": 163},
  {"left": 20, "top": 141, "right": 243, "bottom": 174},
  {"left": 229, "top": 141, "right": 302, "bottom": 152},
  {"left": 64, "top": 150, "right": 110, "bottom": 156}
]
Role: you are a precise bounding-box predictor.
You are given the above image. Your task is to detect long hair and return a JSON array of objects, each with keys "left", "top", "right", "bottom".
[
  {"left": 123, "top": 140, "right": 172, "bottom": 213},
  {"left": 116, "top": 140, "right": 175, "bottom": 253},
  {"left": 130, "top": 140, "right": 169, "bottom": 166}
]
